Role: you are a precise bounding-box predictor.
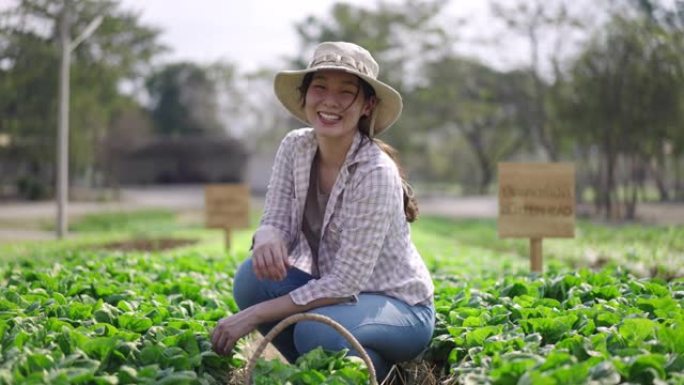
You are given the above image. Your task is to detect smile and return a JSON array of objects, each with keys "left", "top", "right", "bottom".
[{"left": 318, "top": 112, "right": 341, "bottom": 121}]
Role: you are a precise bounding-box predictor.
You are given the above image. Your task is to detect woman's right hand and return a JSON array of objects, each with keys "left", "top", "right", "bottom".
[{"left": 252, "top": 229, "right": 290, "bottom": 281}]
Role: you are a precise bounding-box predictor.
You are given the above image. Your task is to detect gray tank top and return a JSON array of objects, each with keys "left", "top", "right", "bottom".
[{"left": 302, "top": 154, "right": 329, "bottom": 277}]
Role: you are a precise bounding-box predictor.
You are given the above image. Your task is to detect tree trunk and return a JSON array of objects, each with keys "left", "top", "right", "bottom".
[
  {"left": 479, "top": 163, "right": 493, "bottom": 195},
  {"left": 528, "top": 15, "right": 557, "bottom": 162},
  {"left": 625, "top": 155, "right": 640, "bottom": 220},
  {"left": 463, "top": 127, "right": 493, "bottom": 195},
  {"left": 602, "top": 151, "right": 617, "bottom": 220},
  {"left": 651, "top": 153, "right": 671, "bottom": 202},
  {"left": 676, "top": 155, "right": 683, "bottom": 201}
]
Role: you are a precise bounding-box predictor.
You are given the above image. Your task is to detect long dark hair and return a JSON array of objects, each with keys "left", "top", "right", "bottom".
[{"left": 299, "top": 72, "right": 419, "bottom": 222}]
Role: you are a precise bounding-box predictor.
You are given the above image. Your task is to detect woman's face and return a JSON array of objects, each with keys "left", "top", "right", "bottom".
[{"left": 304, "top": 70, "right": 375, "bottom": 142}]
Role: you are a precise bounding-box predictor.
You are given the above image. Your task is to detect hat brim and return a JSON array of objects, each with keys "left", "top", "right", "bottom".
[{"left": 274, "top": 66, "right": 403, "bottom": 136}]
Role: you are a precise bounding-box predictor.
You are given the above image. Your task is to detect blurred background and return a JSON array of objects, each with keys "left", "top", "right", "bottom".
[{"left": 1, "top": 0, "right": 683, "bottom": 236}]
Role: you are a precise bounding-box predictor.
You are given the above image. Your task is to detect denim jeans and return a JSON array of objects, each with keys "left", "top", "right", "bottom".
[{"left": 232, "top": 258, "right": 435, "bottom": 380}]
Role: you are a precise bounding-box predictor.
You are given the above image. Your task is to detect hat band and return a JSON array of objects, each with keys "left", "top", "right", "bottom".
[{"left": 309, "top": 54, "right": 374, "bottom": 78}]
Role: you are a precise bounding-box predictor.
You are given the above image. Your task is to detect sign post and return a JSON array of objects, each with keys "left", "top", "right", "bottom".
[
  {"left": 205, "top": 184, "right": 250, "bottom": 251},
  {"left": 498, "top": 163, "right": 575, "bottom": 272}
]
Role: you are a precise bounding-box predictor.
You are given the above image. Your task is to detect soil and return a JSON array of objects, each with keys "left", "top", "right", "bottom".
[{"left": 96, "top": 237, "right": 197, "bottom": 252}]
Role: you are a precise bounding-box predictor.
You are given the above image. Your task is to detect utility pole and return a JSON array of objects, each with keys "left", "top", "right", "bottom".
[
  {"left": 56, "top": 1, "right": 103, "bottom": 239},
  {"left": 56, "top": 1, "right": 71, "bottom": 239}
]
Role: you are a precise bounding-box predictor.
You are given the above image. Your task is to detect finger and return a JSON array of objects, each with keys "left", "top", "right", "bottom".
[
  {"left": 211, "top": 325, "right": 223, "bottom": 352},
  {"left": 260, "top": 247, "right": 278, "bottom": 280},
  {"left": 279, "top": 243, "right": 290, "bottom": 268},
  {"left": 218, "top": 331, "right": 235, "bottom": 355},
  {"left": 265, "top": 248, "right": 283, "bottom": 281},
  {"left": 267, "top": 247, "right": 285, "bottom": 281},
  {"left": 253, "top": 252, "right": 266, "bottom": 280}
]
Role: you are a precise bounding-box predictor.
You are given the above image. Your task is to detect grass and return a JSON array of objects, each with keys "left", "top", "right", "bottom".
[
  {"left": 411, "top": 215, "right": 684, "bottom": 280},
  {"left": 64, "top": 209, "right": 181, "bottom": 233},
  {"left": 4, "top": 208, "right": 682, "bottom": 280}
]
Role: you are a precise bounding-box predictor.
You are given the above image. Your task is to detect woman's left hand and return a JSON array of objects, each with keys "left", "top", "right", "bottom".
[{"left": 211, "top": 310, "right": 259, "bottom": 355}]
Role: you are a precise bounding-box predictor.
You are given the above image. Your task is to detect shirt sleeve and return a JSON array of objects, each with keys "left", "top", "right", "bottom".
[
  {"left": 289, "top": 161, "right": 401, "bottom": 305},
  {"left": 253, "top": 132, "right": 297, "bottom": 248}
]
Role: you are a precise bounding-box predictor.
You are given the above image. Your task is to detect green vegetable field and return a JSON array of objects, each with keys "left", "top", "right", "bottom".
[{"left": 0, "top": 211, "right": 682, "bottom": 384}]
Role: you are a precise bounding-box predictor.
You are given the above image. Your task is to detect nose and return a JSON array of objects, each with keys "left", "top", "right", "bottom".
[{"left": 321, "top": 92, "right": 342, "bottom": 109}]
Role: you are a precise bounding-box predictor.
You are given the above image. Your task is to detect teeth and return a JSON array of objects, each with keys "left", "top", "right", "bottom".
[{"left": 319, "top": 112, "right": 341, "bottom": 121}]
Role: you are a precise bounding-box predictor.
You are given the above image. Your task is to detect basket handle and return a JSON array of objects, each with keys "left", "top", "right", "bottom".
[{"left": 244, "top": 312, "right": 378, "bottom": 385}]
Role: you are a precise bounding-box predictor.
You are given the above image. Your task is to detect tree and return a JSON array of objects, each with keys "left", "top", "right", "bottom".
[
  {"left": 146, "top": 62, "right": 223, "bottom": 136},
  {"left": 416, "top": 55, "right": 534, "bottom": 193},
  {"left": 491, "top": 0, "right": 587, "bottom": 162},
  {"left": 0, "top": 0, "right": 165, "bottom": 195},
  {"left": 559, "top": 13, "right": 684, "bottom": 218}
]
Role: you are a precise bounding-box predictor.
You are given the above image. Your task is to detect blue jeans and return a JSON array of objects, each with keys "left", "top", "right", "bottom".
[{"left": 233, "top": 258, "right": 435, "bottom": 380}]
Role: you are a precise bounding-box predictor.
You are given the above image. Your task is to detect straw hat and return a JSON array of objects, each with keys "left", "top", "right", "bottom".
[{"left": 274, "top": 41, "right": 403, "bottom": 136}]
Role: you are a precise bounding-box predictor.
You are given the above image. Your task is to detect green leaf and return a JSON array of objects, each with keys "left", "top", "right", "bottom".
[
  {"left": 288, "top": 369, "right": 327, "bottom": 383},
  {"left": 93, "top": 307, "right": 117, "bottom": 324},
  {"left": 0, "top": 299, "right": 19, "bottom": 311},
  {"left": 521, "top": 315, "right": 576, "bottom": 344},
  {"left": 659, "top": 325, "right": 684, "bottom": 354},
  {"left": 117, "top": 365, "right": 138, "bottom": 384},
  {"left": 592, "top": 285, "right": 621, "bottom": 300},
  {"left": 637, "top": 297, "right": 680, "bottom": 318},
  {"left": 502, "top": 281, "right": 529, "bottom": 298},
  {"left": 83, "top": 337, "right": 117, "bottom": 360},
  {"left": 140, "top": 345, "right": 164, "bottom": 365},
  {"left": 329, "top": 366, "right": 369, "bottom": 384},
  {"left": 538, "top": 351, "right": 574, "bottom": 371},
  {"left": 13, "top": 330, "right": 30, "bottom": 349},
  {"left": 45, "top": 367, "right": 97, "bottom": 384},
  {"left": 518, "top": 371, "right": 557, "bottom": 385},
  {"left": 627, "top": 354, "right": 667, "bottom": 383},
  {"left": 463, "top": 316, "right": 485, "bottom": 327},
  {"left": 68, "top": 302, "right": 93, "bottom": 320},
  {"left": 588, "top": 361, "right": 621, "bottom": 384},
  {"left": 465, "top": 326, "right": 501, "bottom": 348},
  {"left": 92, "top": 375, "right": 118, "bottom": 385},
  {"left": 164, "top": 347, "right": 191, "bottom": 370},
  {"left": 491, "top": 355, "right": 541, "bottom": 385},
  {"left": 177, "top": 331, "right": 200, "bottom": 356},
  {"left": 156, "top": 371, "right": 198, "bottom": 385},
  {"left": 618, "top": 318, "right": 658, "bottom": 345},
  {"left": 118, "top": 313, "right": 153, "bottom": 333},
  {"left": 27, "top": 353, "right": 55, "bottom": 371}
]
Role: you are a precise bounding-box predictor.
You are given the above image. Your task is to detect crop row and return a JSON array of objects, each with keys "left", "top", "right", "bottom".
[
  {"left": 429, "top": 269, "right": 684, "bottom": 384},
  {"left": 1, "top": 248, "right": 683, "bottom": 384},
  {"left": 0, "top": 251, "right": 242, "bottom": 384}
]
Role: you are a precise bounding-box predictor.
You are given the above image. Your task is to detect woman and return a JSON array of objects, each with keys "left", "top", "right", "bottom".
[{"left": 211, "top": 41, "right": 434, "bottom": 380}]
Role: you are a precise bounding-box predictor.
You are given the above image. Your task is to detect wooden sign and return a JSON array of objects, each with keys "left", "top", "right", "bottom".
[
  {"left": 205, "top": 184, "right": 250, "bottom": 250},
  {"left": 498, "top": 163, "right": 575, "bottom": 272}
]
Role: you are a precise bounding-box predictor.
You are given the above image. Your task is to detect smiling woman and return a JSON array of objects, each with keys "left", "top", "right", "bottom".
[{"left": 210, "top": 41, "right": 434, "bottom": 382}]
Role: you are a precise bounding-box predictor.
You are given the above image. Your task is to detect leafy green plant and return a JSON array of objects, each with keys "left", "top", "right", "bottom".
[
  {"left": 1, "top": 214, "right": 682, "bottom": 384},
  {"left": 0, "top": 250, "right": 244, "bottom": 384},
  {"left": 428, "top": 268, "right": 684, "bottom": 384},
  {"left": 252, "top": 348, "right": 369, "bottom": 385}
]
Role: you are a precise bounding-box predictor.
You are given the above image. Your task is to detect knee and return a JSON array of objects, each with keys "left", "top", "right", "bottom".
[
  {"left": 232, "top": 258, "right": 260, "bottom": 310},
  {"left": 293, "top": 319, "right": 347, "bottom": 354}
]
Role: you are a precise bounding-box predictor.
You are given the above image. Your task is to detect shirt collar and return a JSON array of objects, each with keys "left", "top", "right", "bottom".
[{"left": 304, "top": 129, "right": 375, "bottom": 169}]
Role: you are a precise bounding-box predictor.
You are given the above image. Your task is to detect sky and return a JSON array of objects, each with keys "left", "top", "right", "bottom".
[{"left": 117, "top": 0, "right": 515, "bottom": 72}]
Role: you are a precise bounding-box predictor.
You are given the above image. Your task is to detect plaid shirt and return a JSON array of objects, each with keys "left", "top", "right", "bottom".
[{"left": 254, "top": 128, "right": 434, "bottom": 306}]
